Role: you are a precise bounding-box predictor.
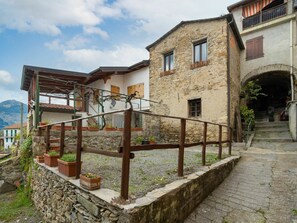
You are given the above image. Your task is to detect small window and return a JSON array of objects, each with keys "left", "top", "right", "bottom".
[
  {"left": 111, "top": 85, "right": 120, "bottom": 100},
  {"left": 194, "top": 40, "right": 207, "bottom": 63},
  {"left": 127, "top": 83, "right": 144, "bottom": 98},
  {"left": 11, "top": 138, "right": 13, "bottom": 142},
  {"left": 246, "top": 36, "right": 264, "bottom": 60},
  {"left": 6, "top": 138, "right": 8, "bottom": 143},
  {"left": 164, "top": 51, "right": 174, "bottom": 71},
  {"left": 10, "top": 130, "right": 13, "bottom": 136},
  {"left": 188, "top": 99, "right": 201, "bottom": 117}
]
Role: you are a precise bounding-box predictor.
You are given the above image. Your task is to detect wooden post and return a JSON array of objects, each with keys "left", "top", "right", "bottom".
[
  {"left": 121, "top": 109, "right": 132, "bottom": 200},
  {"left": 178, "top": 119, "right": 186, "bottom": 177},
  {"left": 59, "top": 123, "right": 65, "bottom": 158},
  {"left": 228, "top": 127, "right": 232, "bottom": 155},
  {"left": 76, "top": 119, "right": 82, "bottom": 179},
  {"left": 218, "top": 125, "right": 222, "bottom": 159},
  {"left": 45, "top": 125, "right": 51, "bottom": 153},
  {"left": 202, "top": 122, "right": 207, "bottom": 166}
]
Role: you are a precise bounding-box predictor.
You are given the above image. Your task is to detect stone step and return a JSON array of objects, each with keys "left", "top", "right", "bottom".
[
  {"left": 254, "top": 131, "right": 292, "bottom": 139},
  {"left": 255, "top": 123, "right": 288, "bottom": 129},
  {"left": 255, "top": 128, "right": 289, "bottom": 133},
  {"left": 252, "top": 137, "right": 293, "bottom": 143}
]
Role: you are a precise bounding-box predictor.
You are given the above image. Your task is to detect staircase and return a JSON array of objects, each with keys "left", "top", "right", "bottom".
[{"left": 251, "top": 121, "right": 295, "bottom": 150}]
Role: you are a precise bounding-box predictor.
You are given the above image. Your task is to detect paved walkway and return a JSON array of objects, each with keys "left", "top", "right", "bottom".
[{"left": 185, "top": 146, "right": 297, "bottom": 223}]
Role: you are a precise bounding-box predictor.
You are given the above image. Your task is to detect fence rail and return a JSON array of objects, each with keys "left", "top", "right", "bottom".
[
  {"left": 38, "top": 108, "right": 232, "bottom": 200},
  {"left": 243, "top": 3, "right": 287, "bottom": 29}
]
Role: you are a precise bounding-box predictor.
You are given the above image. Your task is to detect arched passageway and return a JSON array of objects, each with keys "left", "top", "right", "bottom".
[{"left": 244, "top": 71, "right": 291, "bottom": 119}]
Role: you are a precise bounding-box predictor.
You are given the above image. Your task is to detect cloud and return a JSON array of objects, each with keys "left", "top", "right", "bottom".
[
  {"left": 115, "top": 0, "right": 233, "bottom": 35},
  {"left": 83, "top": 26, "right": 109, "bottom": 39},
  {"left": 0, "top": 87, "right": 27, "bottom": 103},
  {"left": 63, "top": 44, "right": 148, "bottom": 70},
  {"left": 0, "top": 70, "right": 14, "bottom": 85},
  {"left": 0, "top": 0, "right": 121, "bottom": 36},
  {"left": 45, "top": 36, "right": 91, "bottom": 51}
]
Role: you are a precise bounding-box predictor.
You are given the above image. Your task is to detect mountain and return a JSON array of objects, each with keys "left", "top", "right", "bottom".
[{"left": 0, "top": 100, "right": 28, "bottom": 130}]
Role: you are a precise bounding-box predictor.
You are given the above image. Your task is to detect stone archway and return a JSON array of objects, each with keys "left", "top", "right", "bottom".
[{"left": 241, "top": 64, "right": 297, "bottom": 120}]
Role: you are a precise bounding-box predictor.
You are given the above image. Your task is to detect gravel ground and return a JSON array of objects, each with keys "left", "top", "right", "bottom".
[{"left": 81, "top": 146, "right": 230, "bottom": 198}]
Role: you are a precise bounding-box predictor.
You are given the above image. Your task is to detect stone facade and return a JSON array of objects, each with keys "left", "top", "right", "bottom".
[
  {"left": 147, "top": 16, "right": 242, "bottom": 142},
  {"left": 31, "top": 154, "right": 240, "bottom": 223}
]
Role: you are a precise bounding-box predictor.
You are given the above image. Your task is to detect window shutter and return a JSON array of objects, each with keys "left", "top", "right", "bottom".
[{"left": 246, "top": 36, "right": 263, "bottom": 60}]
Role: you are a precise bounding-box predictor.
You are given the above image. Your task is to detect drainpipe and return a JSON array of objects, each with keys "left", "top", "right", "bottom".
[
  {"left": 290, "top": 19, "right": 294, "bottom": 101},
  {"left": 227, "top": 18, "right": 232, "bottom": 135}
]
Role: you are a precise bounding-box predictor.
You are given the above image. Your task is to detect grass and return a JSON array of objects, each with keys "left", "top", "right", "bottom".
[
  {"left": 0, "top": 189, "right": 35, "bottom": 222},
  {"left": 292, "top": 209, "right": 297, "bottom": 216}
]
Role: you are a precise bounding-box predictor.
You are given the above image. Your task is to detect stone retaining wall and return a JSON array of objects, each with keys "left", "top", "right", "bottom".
[
  {"left": 0, "top": 157, "right": 22, "bottom": 193},
  {"left": 31, "top": 156, "right": 240, "bottom": 223}
]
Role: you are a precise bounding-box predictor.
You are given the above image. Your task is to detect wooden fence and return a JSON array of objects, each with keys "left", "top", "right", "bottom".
[{"left": 39, "top": 108, "right": 232, "bottom": 200}]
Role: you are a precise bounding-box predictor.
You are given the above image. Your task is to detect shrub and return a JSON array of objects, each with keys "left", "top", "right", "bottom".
[
  {"left": 60, "top": 153, "right": 76, "bottom": 162},
  {"left": 240, "top": 105, "right": 255, "bottom": 126},
  {"left": 47, "top": 150, "right": 59, "bottom": 156}
]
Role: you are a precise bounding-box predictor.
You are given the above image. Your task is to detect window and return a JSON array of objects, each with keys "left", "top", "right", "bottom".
[
  {"left": 164, "top": 51, "right": 174, "bottom": 71},
  {"left": 11, "top": 138, "right": 13, "bottom": 142},
  {"left": 188, "top": 99, "right": 201, "bottom": 117},
  {"left": 6, "top": 138, "right": 8, "bottom": 143},
  {"left": 194, "top": 40, "right": 207, "bottom": 63},
  {"left": 246, "top": 36, "right": 264, "bottom": 60},
  {"left": 5, "top": 130, "right": 8, "bottom": 136},
  {"left": 10, "top": 130, "right": 13, "bottom": 136},
  {"left": 15, "top": 130, "right": 17, "bottom": 136}
]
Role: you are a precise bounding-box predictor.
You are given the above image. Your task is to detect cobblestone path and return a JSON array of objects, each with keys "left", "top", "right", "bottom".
[{"left": 185, "top": 148, "right": 297, "bottom": 223}]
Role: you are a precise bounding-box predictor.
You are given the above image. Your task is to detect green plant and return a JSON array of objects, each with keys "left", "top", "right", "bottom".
[
  {"left": 60, "top": 153, "right": 76, "bottom": 162},
  {"left": 241, "top": 80, "right": 266, "bottom": 103},
  {"left": 292, "top": 209, "right": 297, "bottom": 216},
  {"left": 82, "top": 172, "right": 98, "bottom": 178},
  {"left": 20, "top": 136, "right": 33, "bottom": 172},
  {"left": 47, "top": 150, "right": 59, "bottom": 156},
  {"left": 240, "top": 105, "right": 255, "bottom": 126},
  {"left": 135, "top": 136, "right": 144, "bottom": 145},
  {"left": 149, "top": 136, "right": 156, "bottom": 142}
]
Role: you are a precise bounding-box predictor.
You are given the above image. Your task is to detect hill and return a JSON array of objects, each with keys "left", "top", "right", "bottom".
[{"left": 0, "top": 100, "right": 28, "bottom": 130}]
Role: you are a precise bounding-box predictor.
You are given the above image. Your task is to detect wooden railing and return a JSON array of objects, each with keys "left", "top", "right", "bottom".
[
  {"left": 243, "top": 3, "right": 287, "bottom": 29},
  {"left": 38, "top": 108, "right": 232, "bottom": 200}
]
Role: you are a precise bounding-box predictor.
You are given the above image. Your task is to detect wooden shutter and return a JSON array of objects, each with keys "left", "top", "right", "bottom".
[
  {"left": 93, "top": 90, "right": 99, "bottom": 104},
  {"left": 246, "top": 36, "right": 264, "bottom": 60},
  {"left": 127, "top": 83, "right": 144, "bottom": 98},
  {"left": 76, "top": 96, "right": 82, "bottom": 110},
  {"left": 111, "top": 85, "right": 120, "bottom": 100}
]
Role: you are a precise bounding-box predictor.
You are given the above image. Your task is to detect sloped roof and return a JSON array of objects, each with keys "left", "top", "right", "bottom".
[
  {"left": 146, "top": 14, "right": 244, "bottom": 51},
  {"left": 228, "top": 0, "right": 251, "bottom": 12},
  {"left": 4, "top": 123, "right": 27, "bottom": 129},
  {"left": 40, "top": 103, "right": 75, "bottom": 113}
]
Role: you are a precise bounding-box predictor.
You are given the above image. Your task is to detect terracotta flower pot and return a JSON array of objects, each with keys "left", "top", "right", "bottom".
[
  {"left": 80, "top": 174, "right": 101, "bottom": 190},
  {"left": 36, "top": 155, "right": 44, "bottom": 163},
  {"left": 58, "top": 159, "right": 81, "bottom": 177},
  {"left": 44, "top": 153, "right": 60, "bottom": 167}
]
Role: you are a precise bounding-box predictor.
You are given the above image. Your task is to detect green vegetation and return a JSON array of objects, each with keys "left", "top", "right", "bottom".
[
  {"left": 134, "top": 136, "right": 144, "bottom": 145},
  {"left": 292, "top": 209, "right": 297, "bottom": 216},
  {"left": 48, "top": 150, "right": 59, "bottom": 156},
  {"left": 60, "top": 153, "right": 76, "bottom": 162},
  {"left": 0, "top": 188, "right": 35, "bottom": 222},
  {"left": 241, "top": 80, "right": 266, "bottom": 103},
  {"left": 20, "top": 136, "right": 32, "bottom": 172},
  {"left": 240, "top": 105, "right": 255, "bottom": 125}
]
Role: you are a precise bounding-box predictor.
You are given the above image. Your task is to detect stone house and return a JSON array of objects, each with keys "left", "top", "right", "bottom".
[
  {"left": 228, "top": 0, "right": 297, "bottom": 138},
  {"left": 146, "top": 14, "right": 244, "bottom": 141},
  {"left": 21, "top": 60, "right": 150, "bottom": 130}
]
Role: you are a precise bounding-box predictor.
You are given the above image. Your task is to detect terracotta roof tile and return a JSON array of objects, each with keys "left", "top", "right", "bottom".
[{"left": 4, "top": 123, "right": 27, "bottom": 129}]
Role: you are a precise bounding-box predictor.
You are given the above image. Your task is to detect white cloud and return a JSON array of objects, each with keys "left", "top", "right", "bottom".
[
  {"left": 0, "top": 0, "right": 121, "bottom": 36},
  {"left": 0, "top": 87, "right": 27, "bottom": 104},
  {"left": 0, "top": 70, "right": 14, "bottom": 85},
  {"left": 45, "top": 36, "right": 91, "bottom": 51},
  {"left": 83, "top": 26, "right": 109, "bottom": 39},
  {"left": 63, "top": 44, "right": 148, "bottom": 70},
  {"left": 115, "top": 0, "right": 234, "bottom": 35}
]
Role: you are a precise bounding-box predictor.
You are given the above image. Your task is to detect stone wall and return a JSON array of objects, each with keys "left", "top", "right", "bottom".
[
  {"left": 0, "top": 157, "right": 22, "bottom": 193},
  {"left": 32, "top": 130, "right": 143, "bottom": 156},
  {"left": 148, "top": 17, "right": 240, "bottom": 142},
  {"left": 31, "top": 155, "right": 240, "bottom": 223}
]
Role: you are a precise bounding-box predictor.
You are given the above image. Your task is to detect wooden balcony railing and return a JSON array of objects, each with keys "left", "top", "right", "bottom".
[{"left": 243, "top": 3, "right": 287, "bottom": 29}]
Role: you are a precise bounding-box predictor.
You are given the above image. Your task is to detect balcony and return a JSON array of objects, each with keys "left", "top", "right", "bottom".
[{"left": 243, "top": 3, "right": 287, "bottom": 29}]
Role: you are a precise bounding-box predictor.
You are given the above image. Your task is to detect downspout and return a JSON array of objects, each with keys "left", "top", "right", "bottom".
[
  {"left": 227, "top": 18, "right": 232, "bottom": 134},
  {"left": 290, "top": 19, "right": 294, "bottom": 101}
]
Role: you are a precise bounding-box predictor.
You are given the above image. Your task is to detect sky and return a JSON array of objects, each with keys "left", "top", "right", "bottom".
[{"left": 0, "top": 0, "right": 237, "bottom": 104}]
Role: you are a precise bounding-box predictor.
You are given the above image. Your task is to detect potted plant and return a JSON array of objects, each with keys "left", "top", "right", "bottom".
[
  {"left": 80, "top": 172, "right": 101, "bottom": 190},
  {"left": 134, "top": 136, "right": 144, "bottom": 145},
  {"left": 36, "top": 155, "right": 44, "bottom": 163},
  {"left": 44, "top": 150, "right": 60, "bottom": 167},
  {"left": 58, "top": 153, "right": 81, "bottom": 177},
  {"left": 149, "top": 136, "right": 156, "bottom": 144}
]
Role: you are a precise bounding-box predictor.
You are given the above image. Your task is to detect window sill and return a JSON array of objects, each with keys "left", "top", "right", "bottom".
[
  {"left": 190, "top": 61, "right": 209, "bottom": 70},
  {"left": 160, "top": 69, "right": 175, "bottom": 77}
]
